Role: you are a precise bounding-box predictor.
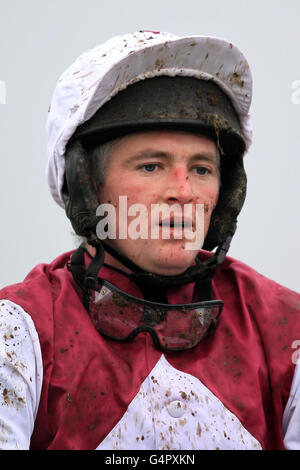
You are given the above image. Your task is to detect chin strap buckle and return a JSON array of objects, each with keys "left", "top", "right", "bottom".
[
  {"left": 215, "top": 232, "right": 233, "bottom": 265},
  {"left": 84, "top": 275, "right": 99, "bottom": 291}
]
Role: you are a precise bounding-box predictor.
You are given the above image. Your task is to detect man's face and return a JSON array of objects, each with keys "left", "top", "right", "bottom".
[{"left": 97, "top": 130, "right": 220, "bottom": 275}]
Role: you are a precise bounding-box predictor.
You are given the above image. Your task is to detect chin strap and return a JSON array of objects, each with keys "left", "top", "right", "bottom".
[
  {"left": 67, "top": 231, "right": 233, "bottom": 303},
  {"left": 106, "top": 231, "right": 232, "bottom": 289}
]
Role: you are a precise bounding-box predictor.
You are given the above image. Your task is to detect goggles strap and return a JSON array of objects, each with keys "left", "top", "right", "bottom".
[
  {"left": 84, "top": 242, "right": 104, "bottom": 290},
  {"left": 66, "top": 244, "right": 86, "bottom": 290},
  {"left": 67, "top": 244, "right": 91, "bottom": 310}
]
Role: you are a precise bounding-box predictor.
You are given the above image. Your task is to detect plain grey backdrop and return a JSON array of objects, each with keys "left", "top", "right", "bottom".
[{"left": 0, "top": 0, "right": 299, "bottom": 292}]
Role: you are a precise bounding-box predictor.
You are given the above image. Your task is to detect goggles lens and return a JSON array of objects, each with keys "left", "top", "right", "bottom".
[{"left": 88, "top": 280, "right": 223, "bottom": 351}]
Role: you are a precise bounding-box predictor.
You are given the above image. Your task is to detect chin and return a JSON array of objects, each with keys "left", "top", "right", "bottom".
[
  {"left": 147, "top": 252, "right": 197, "bottom": 276},
  {"left": 151, "top": 266, "right": 189, "bottom": 276}
]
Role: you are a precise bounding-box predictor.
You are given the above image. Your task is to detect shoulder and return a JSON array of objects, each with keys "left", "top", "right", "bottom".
[
  {"left": 215, "top": 253, "right": 300, "bottom": 375},
  {"left": 205, "top": 251, "right": 300, "bottom": 362},
  {"left": 0, "top": 250, "right": 77, "bottom": 351},
  {"left": 214, "top": 253, "right": 300, "bottom": 305},
  {"left": 0, "top": 250, "right": 75, "bottom": 313}
]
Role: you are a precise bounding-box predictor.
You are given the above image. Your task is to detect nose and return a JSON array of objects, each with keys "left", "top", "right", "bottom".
[{"left": 162, "top": 166, "right": 194, "bottom": 204}]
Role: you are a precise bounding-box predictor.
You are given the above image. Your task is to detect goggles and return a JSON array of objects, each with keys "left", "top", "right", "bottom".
[{"left": 87, "top": 279, "right": 223, "bottom": 351}]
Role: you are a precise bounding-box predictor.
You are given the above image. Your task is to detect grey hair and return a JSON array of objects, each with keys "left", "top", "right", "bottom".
[
  {"left": 88, "top": 137, "right": 122, "bottom": 192},
  {"left": 73, "top": 138, "right": 121, "bottom": 247}
]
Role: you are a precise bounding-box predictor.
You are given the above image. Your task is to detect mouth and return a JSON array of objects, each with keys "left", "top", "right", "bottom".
[
  {"left": 156, "top": 216, "right": 195, "bottom": 240},
  {"left": 159, "top": 216, "right": 193, "bottom": 229}
]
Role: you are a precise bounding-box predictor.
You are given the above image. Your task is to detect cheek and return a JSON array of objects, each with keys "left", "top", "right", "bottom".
[
  {"left": 195, "top": 190, "right": 219, "bottom": 213},
  {"left": 99, "top": 179, "right": 157, "bottom": 223},
  {"left": 99, "top": 177, "right": 130, "bottom": 204},
  {"left": 208, "top": 178, "right": 220, "bottom": 202},
  {"left": 193, "top": 175, "right": 219, "bottom": 199}
]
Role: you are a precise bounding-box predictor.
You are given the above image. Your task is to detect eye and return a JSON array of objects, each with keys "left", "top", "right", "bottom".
[
  {"left": 142, "top": 163, "right": 157, "bottom": 172},
  {"left": 194, "top": 166, "right": 210, "bottom": 176}
]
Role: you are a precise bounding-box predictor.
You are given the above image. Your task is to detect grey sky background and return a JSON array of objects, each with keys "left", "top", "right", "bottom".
[{"left": 0, "top": 0, "right": 299, "bottom": 292}]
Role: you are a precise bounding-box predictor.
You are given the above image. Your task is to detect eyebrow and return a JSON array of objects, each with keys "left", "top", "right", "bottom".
[{"left": 124, "top": 149, "right": 218, "bottom": 165}]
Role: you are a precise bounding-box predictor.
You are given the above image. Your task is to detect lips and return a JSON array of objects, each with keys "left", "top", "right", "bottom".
[
  {"left": 156, "top": 216, "right": 195, "bottom": 241},
  {"left": 159, "top": 216, "right": 193, "bottom": 230}
]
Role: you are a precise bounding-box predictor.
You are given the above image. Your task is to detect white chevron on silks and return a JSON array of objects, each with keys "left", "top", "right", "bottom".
[{"left": 96, "top": 355, "right": 262, "bottom": 450}]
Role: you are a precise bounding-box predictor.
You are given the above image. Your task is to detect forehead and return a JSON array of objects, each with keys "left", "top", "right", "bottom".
[{"left": 108, "top": 130, "right": 217, "bottom": 161}]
